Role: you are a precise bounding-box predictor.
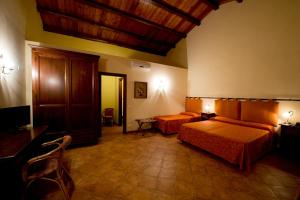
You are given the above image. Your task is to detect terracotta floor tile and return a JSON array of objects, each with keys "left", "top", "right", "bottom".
[
  {"left": 76, "top": 174, "right": 102, "bottom": 191},
  {"left": 159, "top": 168, "right": 177, "bottom": 178},
  {"left": 176, "top": 171, "right": 193, "bottom": 183},
  {"left": 148, "top": 157, "right": 164, "bottom": 167},
  {"left": 174, "top": 181, "right": 194, "bottom": 195},
  {"left": 227, "top": 190, "right": 258, "bottom": 200},
  {"left": 33, "top": 126, "right": 300, "bottom": 200},
  {"left": 138, "top": 175, "right": 158, "bottom": 190},
  {"left": 71, "top": 189, "right": 97, "bottom": 200},
  {"left": 270, "top": 186, "right": 298, "bottom": 200},
  {"left": 163, "top": 155, "right": 177, "bottom": 162},
  {"left": 174, "top": 193, "right": 194, "bottom": 200},
  {"left": 229, "top": 176, "right": 253, "bottom": 189},
  {"left": 260, "top": 174, "right": 286, "bottom": 187},
  {"left": 157, "top": 177, "right": 176, "bottom": 195},
  {"left": 126, "top": 188, "right": 154, "bottom": 200},
  {"left": 124, "top": 173, "right": 140, "bottom": 186},
  {"left": 110, "top": 182, "right": 136, "bottom": 199},
  {"left": 276, "top": 174, "right": 300, "bottom": 188},
  {"left": 107, "top": 171, "right": 127, "bottom": 183},
  {"left": 83, "top": 179, "right": 116, "bottom": 197},
  {"left": 162, "top": 160, "right": 177, "bottom": 169},
  {"left": 212, "top": 187, "right": 236, "bottom": 200},
  {"left": 193, "top": 184, "right": 215, "bottom": 199},
  {"left": 247, "top": 180, "right": 278, "bottom": 199},
  {"left": 151, "top": 154, "right": 165, "bottom": 161},
  {"left": 193, "top": 174, "right": 213, "bottom": 187},
  {"left": 143, "top": 165, "right": 161, "bottom": 177},
  {"left": 152, "top": 191, "right": 173, "bottom": 200}
]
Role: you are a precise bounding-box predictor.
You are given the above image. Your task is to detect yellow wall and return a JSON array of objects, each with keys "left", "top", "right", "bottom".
[
  {"left": 101, "top": 76, "right": 119, "bottom": 123},
  {"left": 166, "top": 39, "right": 187, "bottom": 68},
  {"left": 187, "top": 0, "right": 300, "bottom": 123},
  {"left": 0, "top": 0, "right": 26, "bottom": 107},
  {"left": 24, "top": 0, "right": 187, "bottom": 68}
]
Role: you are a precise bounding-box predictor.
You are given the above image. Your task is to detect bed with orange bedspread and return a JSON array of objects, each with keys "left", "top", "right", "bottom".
[
  {"left": 154, "top": 98, "right": 202, "bottom": 134},
  {"left": 154, "top": 112, "right": 201, "bottom": 134},
  {"left": 178, "top": 99, "right": 279, "bottom": 170},
  {"left": 178, "top": 117, "right": 275, "bottom": 169},
  {"left": 178, "top": 116, "right": 276, "bottom": 170}
]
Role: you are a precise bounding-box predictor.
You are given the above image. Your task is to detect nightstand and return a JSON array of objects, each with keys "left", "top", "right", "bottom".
[
  {"left": 280, "top": 124, "right": 300, "bottom": 159},
  {"left": 201, "top": 113, "right": 216, "bottom": 120}
]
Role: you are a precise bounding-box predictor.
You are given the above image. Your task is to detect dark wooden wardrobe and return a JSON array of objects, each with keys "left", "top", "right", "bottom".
[{"left": 32, "top": 47, "right": 100, "bottom": 145}]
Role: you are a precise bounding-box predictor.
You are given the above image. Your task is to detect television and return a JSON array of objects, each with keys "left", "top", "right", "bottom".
[{"left": 0, "top": 105, "right": 31, "bottom": 131}]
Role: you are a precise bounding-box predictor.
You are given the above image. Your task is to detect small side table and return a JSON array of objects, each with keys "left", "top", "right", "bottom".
[
  {"left": 280, "top": 124, "right": 300, "bottom": 159},
  {"left": 135, "top": 118, "right": 157, "bottom": 135},
  {"left": 201, "top": 113, "right": 216, "bottom": 120}
]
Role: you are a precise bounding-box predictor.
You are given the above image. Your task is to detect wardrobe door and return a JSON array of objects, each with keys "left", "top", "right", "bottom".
[
  {"left": 32, "top": 49, "right": 68, "bottom": 131},
  {"left": 69, "top": 57, "right": 99, "bottom": 145},
  {"left": 32, "top": 47, "right": 100, "bottom": 146}
]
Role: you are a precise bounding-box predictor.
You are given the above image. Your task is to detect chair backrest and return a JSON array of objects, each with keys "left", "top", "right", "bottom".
[
  {"left": 60, "top": 135, "right": 72, "bottom": 150},
  {"left": 55, "top": 135, "right": 72, "bottom": 161},
  {"left": 103, "top": 108, "right": 114, "bottom": 117},
  {"left": 22, "top": 135, "right": 72, "bottom": 182},
  {"left": 41, "top": 135, "right": 72, "bottom": 153}
]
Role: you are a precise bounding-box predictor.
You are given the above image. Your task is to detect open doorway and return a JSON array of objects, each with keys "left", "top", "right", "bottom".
[{"left": 99, "top": 72, "right": 127, "bottom": 135}]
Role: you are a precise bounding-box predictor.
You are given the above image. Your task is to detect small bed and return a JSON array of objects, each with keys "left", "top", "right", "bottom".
[
  {"left": 178, "top": 99, "right": 279, "bottom": 170},
  {"left": 154, "top": 98, "right": 202, "bottom": 134},
  {"left": 155, "top": 112, "right": 201, "bottom": 134}
]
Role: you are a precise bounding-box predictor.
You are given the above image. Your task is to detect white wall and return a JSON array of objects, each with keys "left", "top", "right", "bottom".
[
  {"left": 0, "top": 0, "right": 26, "bottom": 107},
  {"left": 100, "top": 55, "right": 187, "bottom": 131},
  {"left": 187, "top": 0, "right": 300, "bottom": 123}
]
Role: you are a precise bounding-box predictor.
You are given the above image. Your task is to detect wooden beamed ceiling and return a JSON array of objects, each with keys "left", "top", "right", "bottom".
[
  {"left": 38, "top": 7, "right": 175, "bottom": 48},
  {"left": 36, "top": 0, "right": 243, "bottom": 56},
  {"left": 77, "top": 0, "right": 187, "bottom": 38},
  {"left": 150, "top": 0, "right": 201, "bottom": 25},
  {"left": 204, "top": 0, "right": 220, "bottom": 10}
]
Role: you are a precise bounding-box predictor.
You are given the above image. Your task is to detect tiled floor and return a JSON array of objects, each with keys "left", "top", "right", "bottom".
[{"left": 30, "top": 126, "right": 300, "bottom": 200}]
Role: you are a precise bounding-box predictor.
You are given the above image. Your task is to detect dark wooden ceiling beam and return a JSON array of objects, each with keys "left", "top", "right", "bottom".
[
  {"left": 43, "top": 25, "right": 168, "bottom": 56},
  {"left": 202, "top": 0, "right": 219, "bottom": 10},
  {"left": 76, "top": 0, "right": 186, "bottom": 38},
  {"left": 174, "top": 0, "right": 203, "bottom": 33},
  {"left": 150, "top": 0, "right": 201, "bottom": 25},
  {"left": 37, "top": 6, "right": 175, "bottom": 48}
]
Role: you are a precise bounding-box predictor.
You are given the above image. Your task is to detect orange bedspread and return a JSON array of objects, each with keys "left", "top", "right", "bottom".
[
  {"left": 178, "top": 118, "right": 275, "bottom": 170},
  {"left": 154, "top": 113, "right": 201, "bottom": 134}
]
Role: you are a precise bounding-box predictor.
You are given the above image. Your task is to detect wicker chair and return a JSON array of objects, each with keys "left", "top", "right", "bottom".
[
  {"left": 102, "top": 108, "right": 114, "bottom": 126},
  {"left": 22, "top": 135, "right": 74, "bottom": 200}
]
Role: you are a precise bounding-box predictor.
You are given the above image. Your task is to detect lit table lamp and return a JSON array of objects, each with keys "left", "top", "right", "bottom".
[
  {"left": 283, "top": 111, "right": 294, "bottom": 125},
  {"left": 204, "top": 105, "right": 210, "bottom": 114}
]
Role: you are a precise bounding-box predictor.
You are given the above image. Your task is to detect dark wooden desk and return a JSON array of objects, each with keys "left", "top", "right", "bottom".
[{"left": 0, "top": 126, "right": 48, "bottom": 200}]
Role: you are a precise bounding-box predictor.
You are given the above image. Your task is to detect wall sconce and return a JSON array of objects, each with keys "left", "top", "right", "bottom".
[
  {"left": 282, "top": 111, "right": 294, "bottom": 125},
  {"left": 158, "top": 79, "right": 166, "bottom": 91},
  {"left": 0, "top": 54, "right": 18, "bottom": 77},
  {"left": 154, "top": 77, "right": 169, "bottom": 92}
]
